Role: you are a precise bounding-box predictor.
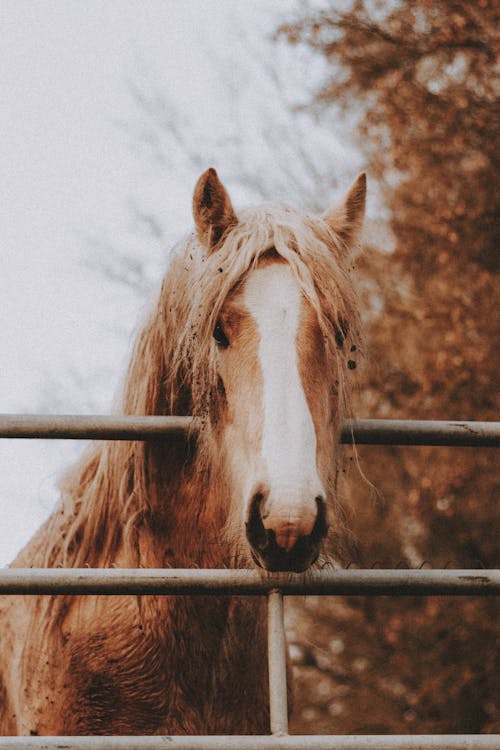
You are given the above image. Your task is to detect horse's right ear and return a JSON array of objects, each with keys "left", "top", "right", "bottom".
[{"left": 193, "top": 168, "right": 238, "bottom": 252}]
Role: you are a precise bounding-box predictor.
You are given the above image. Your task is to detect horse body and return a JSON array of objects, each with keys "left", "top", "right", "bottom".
[
  {"left": 0, "top": 168, "right": 365, "bottom": 735},
  {"left": 1, "top": 491, "right": 269, "bottom": 735},
  {"left": 1, "top": 592, "right": 269, "bottom": 735}
]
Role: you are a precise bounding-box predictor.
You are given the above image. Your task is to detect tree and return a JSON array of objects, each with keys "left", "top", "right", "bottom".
[{"left": 279, "top": 0, "right": 499, "bottom": 734}]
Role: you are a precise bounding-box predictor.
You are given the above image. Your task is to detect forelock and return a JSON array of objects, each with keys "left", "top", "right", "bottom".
[{"left": 170, "top": 202, "right": 360, "bottom": 421}]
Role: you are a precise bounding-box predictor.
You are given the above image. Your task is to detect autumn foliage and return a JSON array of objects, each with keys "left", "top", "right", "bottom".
[{"left": 279, "top": 0, "right": 499, "bottom": 734}]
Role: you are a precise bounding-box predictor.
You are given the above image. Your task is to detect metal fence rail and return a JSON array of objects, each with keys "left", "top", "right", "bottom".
[
  {"left": 1, "top": 568, "right": 499, "bottom": 596},
  {"left": 0, "top": 414, "right": 499, "bottom": 446},
  {"left": 1, "top": 415, "right": 499, "bottom": 748},
  {"left": 0, "top": 736, "right": 498, "bottom": 749}
]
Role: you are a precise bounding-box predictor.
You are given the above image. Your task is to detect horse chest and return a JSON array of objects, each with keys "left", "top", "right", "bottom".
[
  {"left": 52, "top": 596, "right": 269, "bottom": 734},
  {"left": 52, "top": 623, "right": 169, "bottom": 733}
]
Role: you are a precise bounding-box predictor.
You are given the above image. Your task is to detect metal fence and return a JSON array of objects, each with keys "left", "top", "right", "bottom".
[
  {"left": 0, "top": 414, "right": 499, "bottom": 446},
  {"left": 1, "top": 416, "right": 499, "bottom": 750}
]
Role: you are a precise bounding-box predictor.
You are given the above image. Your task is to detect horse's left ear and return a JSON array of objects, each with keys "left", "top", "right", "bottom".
[
  {"left": 193, "top": 168, "right": 238, "bottom": 252},
  {"left": 323, "top": 172, "right": 366, "bottom": 249}
]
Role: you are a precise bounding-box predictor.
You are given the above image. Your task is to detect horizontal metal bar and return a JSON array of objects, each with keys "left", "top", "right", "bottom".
[
  {"left": 0, "top": 735, "right": 498, "bottom": 749},
  {"left": 0, "top": 414, "right": 193, "bottom": 440},
  {"left": 343, "top": 418, "right": 500, "bottom": 447},
  {"left": 0, "top": 568, "right": 498, "bottom": 596},
  {"left": 0, "top": 415, "right": 498, "bottom": 446}
]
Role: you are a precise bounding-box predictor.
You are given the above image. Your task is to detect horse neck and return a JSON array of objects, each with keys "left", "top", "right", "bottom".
[
  {"left": 107, "top": 443, "right": 233, "bottom": 571},
  {"left": 33, "top": 430, "right": 232, "bottom": 573}
]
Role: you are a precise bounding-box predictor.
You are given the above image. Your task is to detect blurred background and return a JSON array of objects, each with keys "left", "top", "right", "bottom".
[{"left": 0, "top": 0, "right": 498, "bottom": 736}]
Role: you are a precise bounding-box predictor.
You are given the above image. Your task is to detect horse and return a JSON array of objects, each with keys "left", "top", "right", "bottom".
[{"left": 0, "top": 167, "right": 366, "bottom": 736}]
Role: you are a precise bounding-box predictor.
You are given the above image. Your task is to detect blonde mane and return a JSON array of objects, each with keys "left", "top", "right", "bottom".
[
  {"left": 38, "top": 203, "right": 360, "bottom": 570},
  {"left": 3, "top": 171, "right": 367, "bottom": 737}
]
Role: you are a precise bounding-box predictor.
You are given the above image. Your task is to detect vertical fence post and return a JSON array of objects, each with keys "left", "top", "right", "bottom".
[{"left": 267, "top": 589, "right": 289, "bottom": 735}]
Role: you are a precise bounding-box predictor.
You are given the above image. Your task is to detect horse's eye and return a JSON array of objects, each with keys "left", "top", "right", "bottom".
[{"left": 213, "top": 321, "right": 229, "bottom": 348}]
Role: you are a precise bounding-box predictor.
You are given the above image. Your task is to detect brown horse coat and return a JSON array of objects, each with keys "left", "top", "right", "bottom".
[{"left": 0, "top": 169, "right": 365, "bottom": 735}]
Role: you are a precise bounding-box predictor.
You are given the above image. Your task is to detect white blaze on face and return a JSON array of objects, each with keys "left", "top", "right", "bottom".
[{"left": 243, "top": 263, "right": 325, "bottom": 544}]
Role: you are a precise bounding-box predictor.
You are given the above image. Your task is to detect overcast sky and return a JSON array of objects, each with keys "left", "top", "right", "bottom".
[{"left": 0, "top": 0, "right": 363, "bottom": 565}]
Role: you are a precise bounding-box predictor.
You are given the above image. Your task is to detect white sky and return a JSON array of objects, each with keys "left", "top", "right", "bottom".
[{"left": 0, "top": 0, "right": 363, "bottom": 565}]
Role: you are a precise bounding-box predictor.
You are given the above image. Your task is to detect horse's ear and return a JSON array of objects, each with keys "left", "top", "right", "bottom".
[
  {"left": 192, "top": 168, "right": 238, "bottom": 252},
  {"left": 323, "top": 173, "right": 366, "bottom": 249}
]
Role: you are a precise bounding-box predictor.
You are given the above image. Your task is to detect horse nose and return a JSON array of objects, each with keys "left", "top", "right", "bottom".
[
  {"left": 245, "top": 490, "right": 328, "bottom": 572},
  {"left": 273, "top": 522, "right": 303, "bottom": 553}
]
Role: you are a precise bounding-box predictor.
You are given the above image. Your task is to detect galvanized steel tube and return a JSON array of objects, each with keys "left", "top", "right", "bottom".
[
  {"left": 0, "top": 734, "right": 498, "bottom": 749},
  {"left": 0, "top": 415, "right": 498, "bottom": 446},
  {"left": 0, "top": 414, "right": 193, "bottom": 440},
  {"left": 267, "top": 590, "right": 289, "bottom": 735},
  {"left": 0, "top": 568, "right": 498, "bottom": 596},
  {"left": 342, "top": 419, "right": 500, "bottom": 447}
]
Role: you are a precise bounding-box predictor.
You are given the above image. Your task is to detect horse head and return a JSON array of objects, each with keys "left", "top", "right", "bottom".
[{"left": 190, "top": 168, "right": 366, "bottom": 572}]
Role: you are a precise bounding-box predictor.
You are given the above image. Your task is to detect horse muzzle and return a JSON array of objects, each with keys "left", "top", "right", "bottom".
[{"left": 245, "top": 492, "right": 328, "bottom": 572}]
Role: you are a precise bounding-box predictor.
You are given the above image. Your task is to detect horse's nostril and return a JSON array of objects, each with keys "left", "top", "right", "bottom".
[
  {"left": 245, "top": 490, "right": 268, "bottom": 550},
  {"left": 312, "top": 495, "right": 328, "bottom": 542}
]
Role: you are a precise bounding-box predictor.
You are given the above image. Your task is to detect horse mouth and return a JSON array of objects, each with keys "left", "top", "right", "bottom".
[
  {"left": 250, "top": 545, "right": 320, "bottom": 573},
  {"left": 245, "top": 495, "right": 328, "bottom": 573}
]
